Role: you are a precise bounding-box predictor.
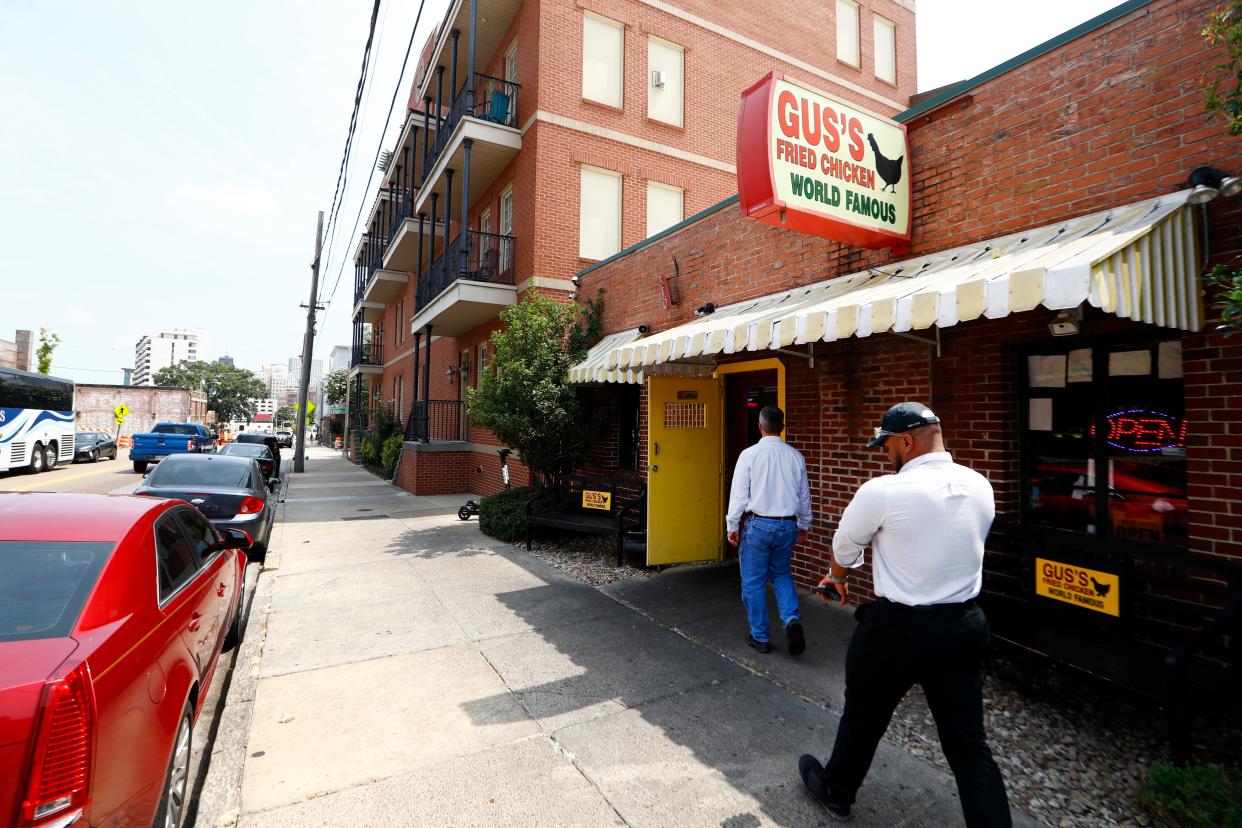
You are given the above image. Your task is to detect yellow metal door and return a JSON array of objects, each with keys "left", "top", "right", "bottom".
[{"left": 646, "top": 376, "right": 723, "bottom": 565}]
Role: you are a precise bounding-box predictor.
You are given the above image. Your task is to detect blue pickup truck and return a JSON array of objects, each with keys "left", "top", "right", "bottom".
[{"left": 130, "top": 422, "right": 216, "bottom": 473}]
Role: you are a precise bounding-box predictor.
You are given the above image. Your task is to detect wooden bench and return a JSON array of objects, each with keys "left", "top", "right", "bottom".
[
  {"left": 983, "top": 525, "right": 1242, "bottom": 763},
  {"left": 526, "top": 474, "right": 646, "bottom": 566}
]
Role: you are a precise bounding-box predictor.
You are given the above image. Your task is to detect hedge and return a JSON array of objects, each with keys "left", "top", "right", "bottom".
[{"left": 479, "top": 486, "right": 546, "bottom": 543}]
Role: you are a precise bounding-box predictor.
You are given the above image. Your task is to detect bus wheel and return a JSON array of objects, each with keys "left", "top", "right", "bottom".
[
  {"left": 29, "top": 442, "right": 45, "bottom": 473},
  {"left": 44, "top": 443, "right": 58, "bottom": 471}
]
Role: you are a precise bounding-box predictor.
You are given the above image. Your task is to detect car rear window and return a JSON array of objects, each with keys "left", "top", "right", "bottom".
[
  {"left": 222, "top": 444, "right": 269, "bottom": 459},
  {"left": 153, "top": 424, "right": 198, "bottom": 435},
  {"left": 149, "top": 460, "right": 252, "bottom": 488},
  {"left": 0, "top": 542, "right": 111, "bottom": 641}
]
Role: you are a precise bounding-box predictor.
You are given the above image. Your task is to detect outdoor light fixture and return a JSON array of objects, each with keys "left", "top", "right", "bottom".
[
  {"left": 446, "top": 365, "right": 458, "bottom": 384},
  {"left": 568, "top": 292, "right": 578, "bottom": 300},
  {"left": 695, "top": 302, "right": 716, "bottom": 317},
  {"left": 1048, "top": 307, "right": 1082, "bottom": 337},
  {"left": 638, "top": 324, "right": 650, "bottom": 334},
  {"left": 460, "top": 359, "right": 471, "bottom": 379},
  {"left": 1187, "top": 166, "right": 1242, "bottom": 204},
  {"left": 571, "top": 274, "right": 581, "bottom": 285}
]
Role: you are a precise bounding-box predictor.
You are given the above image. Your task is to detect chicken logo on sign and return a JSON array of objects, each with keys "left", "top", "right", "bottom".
[{"left": 737, "top": 71, "right": 911, "bottom": 250}]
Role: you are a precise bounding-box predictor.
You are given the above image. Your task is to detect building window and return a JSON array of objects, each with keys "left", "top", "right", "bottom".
[
  {"left": 582, "top": 12, "right": 624, "bottom": 108},
  {"left": 477, "top": 343, "right": 488, "bottom": 386},
  {"left": 647, "top": 36, "right": 683, "bottom": 127},
  {"left": 646, "top": 181, "right": 683, "bottom": 238},
  {"left": 1021, "top": 338, "right": 1186, "bottom": 547},
  {"left": 498, "top": 184, "right": 513, "bottom": 273},
  {"left": 504, "top": 38, "right": 518, "bottom": 84},
  {"left": 836, "top": 0, "right": 859, "bottom": 67},
  {"left": 579, "top": 166, "right": 622, "bottom": 260},
  {"left": 480, "top": 206, "right": 492, "bottom": 236},
  {"left": 873, "top": 15, "right": 896, "bottom": 84}
]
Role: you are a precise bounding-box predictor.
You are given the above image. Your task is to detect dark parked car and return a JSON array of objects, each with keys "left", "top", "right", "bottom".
[
  {"left": 235, "top": 432, "right": 282, "bottom": 474},
  {"left": 0, "top": 492, "right": 247, "bottom": 828},
  {"left": 73, "top": 430, "right": 118, "bottom": 462},
  {"left": 218, "top": 442, "right": 277, "bottom": 479},
  {"left": 134, "top": 454, "right": 279, "bottom": 562}
]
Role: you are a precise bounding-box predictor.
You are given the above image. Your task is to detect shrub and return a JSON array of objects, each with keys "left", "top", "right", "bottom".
[
  {"left": 381, "top": 434, "right": 403, "bottom": 476},
  {"left": 360, "top": 434, "right": 380, "bottom": 465},
  {"left": 1139, "top": 762, "right": 1242, "bottom": 828},
  {"left": 479, "top": 486, "right": 545, "bottom": 543}
]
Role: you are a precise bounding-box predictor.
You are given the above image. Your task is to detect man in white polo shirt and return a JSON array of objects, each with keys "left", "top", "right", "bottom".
[{"left": 799, "top": 402, "right": 1012, "bottom": 826}]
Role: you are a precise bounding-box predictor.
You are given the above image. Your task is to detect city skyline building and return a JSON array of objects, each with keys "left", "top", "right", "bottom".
[{"left": 132, "top": 329, "right": 207, "bottom": 385}]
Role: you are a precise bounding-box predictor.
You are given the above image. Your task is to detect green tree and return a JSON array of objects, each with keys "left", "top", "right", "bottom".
[
  {"left": 153, "top": 360, "right": 267, "bottom": 423},
  {"left": 466, "top": 292, "right": 603, "bottom": 487},
  {"left": 276, "top": 406, "right": 295, "bottom": 427},
  {"left": 1204, "top": 1, "right": 1242, "bottom": 135},
  {"left": 36, "top": 328, "right": 60, "bottom": 374},
  {"left": 324, "top": 368, "right": 348, "bottom": 407}
]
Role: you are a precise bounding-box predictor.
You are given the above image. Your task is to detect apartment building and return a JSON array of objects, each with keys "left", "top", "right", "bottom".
[
  {"left": 348, "top": 0, "right": 917, "bottom": 491},
  {"left": 132, "top": 329, "right": 207, "bottom": 386}
]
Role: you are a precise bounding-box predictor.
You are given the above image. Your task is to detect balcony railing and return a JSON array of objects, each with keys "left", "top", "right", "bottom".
[
  {"left": 426, "top": 73, "right": 520, "bottom": 178},
  {"left": 416, "top": 229, "right": 516, "bottom": 311},
  {"left": 351, "top": 342, "right": 384, "bottom": 368},
  {"left": 406, "top": 399, "right": 464, "bottom": 442},
  {"left": 387, "top": 186, "right": 415, "bottom": 242}
]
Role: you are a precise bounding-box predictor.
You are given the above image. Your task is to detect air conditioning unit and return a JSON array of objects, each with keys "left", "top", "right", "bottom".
[{"left": 651, "top": 70, "right": 666, "bottom": 89}]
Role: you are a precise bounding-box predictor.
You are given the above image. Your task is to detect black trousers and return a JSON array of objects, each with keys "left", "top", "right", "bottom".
[{"left": 824, "top": 598, "right": 1012, "bottom": 828}]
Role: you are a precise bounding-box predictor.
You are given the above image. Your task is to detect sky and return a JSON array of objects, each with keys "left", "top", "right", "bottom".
[{"left": 0, "top": 0, "right": 1125, "bottom": 385}]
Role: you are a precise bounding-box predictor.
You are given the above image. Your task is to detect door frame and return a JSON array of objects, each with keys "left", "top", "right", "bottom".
[{"left": 712, "top": 358, "right": 788, "bottom": 542}]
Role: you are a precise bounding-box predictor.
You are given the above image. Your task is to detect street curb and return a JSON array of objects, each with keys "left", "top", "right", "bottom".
[{"left": 194, "top": 565, "right": 276, "bottom": 827}]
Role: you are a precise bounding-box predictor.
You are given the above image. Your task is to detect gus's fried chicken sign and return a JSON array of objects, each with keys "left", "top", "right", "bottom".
[{"left": 737, "top": 72, "right": 911, "bottom": 250}]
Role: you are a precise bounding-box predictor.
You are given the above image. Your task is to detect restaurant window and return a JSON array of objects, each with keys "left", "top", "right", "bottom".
[
  {"left": 579, "top": 165, "right": 622, "bottom": 260},
  {"left": 873, "top": 15, "right": 896, "bottom": 84},
  {"left": 1021, "top": 337, "right": 1187, "bottom": 547},
  {"left": 835, "top": 0, "right": 859, "bottom": 67},
  {"left": 582, "top": 12, "right": 624, "bottom": 108}
]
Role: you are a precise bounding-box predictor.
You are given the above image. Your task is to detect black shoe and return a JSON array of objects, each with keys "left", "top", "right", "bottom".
[
  {"left": 746, "top": 635, "right": 772, "bottom": 653},
  {"left": 786, "top": 620, "right": 806, "bottom": 656},
  {"left": 798, "top": 754, "right": 851, "bottom": 821}
]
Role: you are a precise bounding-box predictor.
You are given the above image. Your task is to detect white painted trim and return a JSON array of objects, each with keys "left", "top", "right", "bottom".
[
  {"left": 515, "top": 276, "right": 575, "bottom": 292},
  {"left": 521, "top": 110, "right": 736, "bottom": 174},
  {"left": 384, "top": 345, "right": 418, "bottom": 369},
  {"left": 415, "top": 117, "right": 523, "bottom": 216},
  {"left": 634, "top": 0, "right": 906, "bottom": 113}
]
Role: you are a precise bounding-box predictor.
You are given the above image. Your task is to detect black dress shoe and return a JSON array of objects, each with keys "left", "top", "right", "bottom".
[
  {"left": 798, "top": 754, "right": 851, "bottom": 821},
  {"left": 786, "top": 620, "right": 806, "bottom": 656},
  {"left": 746, "top": 634, "right": 772, "bottom": 653}
]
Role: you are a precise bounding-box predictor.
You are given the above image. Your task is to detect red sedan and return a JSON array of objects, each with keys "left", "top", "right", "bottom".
[{"left": 0, "top": 493, "right": 248, "bottom": 828}]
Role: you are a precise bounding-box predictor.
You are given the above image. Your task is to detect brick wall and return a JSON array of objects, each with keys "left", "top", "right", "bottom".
[
  {"left": 395, "top": 448, "right": 470, "bottom": 494},
  {"left": 74, "top": 384, "right": 199, "bottom": 436}
]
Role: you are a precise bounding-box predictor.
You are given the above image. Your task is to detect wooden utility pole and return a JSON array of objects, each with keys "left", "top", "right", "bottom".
[{"left": 294, "top": 210, "right": 324, "bottom": 474}]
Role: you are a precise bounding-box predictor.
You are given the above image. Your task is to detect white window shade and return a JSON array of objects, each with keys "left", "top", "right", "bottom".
[
  {"left": 646, "top": 182, "right": 683, "bottom": 238},
  {"left": 836, "top": 0, "right": 859, "bottom": 67},
  {"left": 583, "top": 13, "right": 623, "bottom": 107},
  {"left": 874, "top": 16, "right": 896, "bottom": 83},
  {"left": 580, "top": 166, "right": 622, "bottom": 260},
  {"left": 647, "top": 37, "right": 684, "bottom": 126}
]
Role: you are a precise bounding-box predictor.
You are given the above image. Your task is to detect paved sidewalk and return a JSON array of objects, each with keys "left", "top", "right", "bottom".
[{"left": 199, "top": 447, "right": 1034, "bottom": 827}]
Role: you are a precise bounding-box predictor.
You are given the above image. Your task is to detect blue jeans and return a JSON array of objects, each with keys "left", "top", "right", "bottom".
[{"left": 738, "top": 517, "right": 801, "bottom": 642}]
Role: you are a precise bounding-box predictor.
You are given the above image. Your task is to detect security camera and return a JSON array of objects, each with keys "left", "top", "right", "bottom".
[{"left": 1048, "top": 307, "right": 1082, "bottom": 337}]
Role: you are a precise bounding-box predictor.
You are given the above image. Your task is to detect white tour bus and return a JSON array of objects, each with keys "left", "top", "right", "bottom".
[{"left": 0, "top": 367, "right": 75, "bottom": 474}]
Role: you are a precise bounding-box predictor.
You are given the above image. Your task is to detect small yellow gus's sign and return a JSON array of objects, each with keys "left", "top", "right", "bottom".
[
  {"left": 582, "top": 490, "right": 612, "bottom": 511},
  {"left": 1035, "top": 558, "right": 1120, "bottom": 616}
]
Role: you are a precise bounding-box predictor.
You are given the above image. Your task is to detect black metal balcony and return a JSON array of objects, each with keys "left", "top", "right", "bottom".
[
  {"left": 416, "top": 229, "right": 516, "bottom": 311},
  {"left": 406, "top": 399, "right": 464, "bottom": 442},
  {"left": 351, "top": 341, "right": 384, "bottom": 368},
  {"left": 387, "top": 186, "right": 415, "bottom": 242},
  {"left": 426, "top": 73, "right": 519, "bottom": 179}
]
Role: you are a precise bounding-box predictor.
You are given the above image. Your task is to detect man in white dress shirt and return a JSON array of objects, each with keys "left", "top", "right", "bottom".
[
  {"left": 799, "top": 402, "right": 1012, "bottom": 826},
  {"left": 725, "top": 405, "right": 812, "bottom": 655}
]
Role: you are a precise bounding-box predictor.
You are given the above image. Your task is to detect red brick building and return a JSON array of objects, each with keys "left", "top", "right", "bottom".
[
  {"left": 346, "top": 0, "right": 919, "bottom": 492},
  {"left": 568, "top": 0, "right": 1242, "bottom": 631}
]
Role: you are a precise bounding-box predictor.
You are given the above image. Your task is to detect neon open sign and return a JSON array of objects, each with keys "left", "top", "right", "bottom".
[{"left": 1090, "top": 409, "right": 1186, "bottom": 453}]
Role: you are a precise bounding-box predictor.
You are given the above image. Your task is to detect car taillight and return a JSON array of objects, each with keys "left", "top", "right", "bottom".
[
  {"left": 186, "top": 440, "right": 194, "bottom": 451},
  {"left": 20, "top": 661, "right": 95, "bottom": 826},
  {"left": 238, "top": 496, "right": 265, "bottom": 514}
]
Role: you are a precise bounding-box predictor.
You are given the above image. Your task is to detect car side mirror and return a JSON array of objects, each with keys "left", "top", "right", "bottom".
[
  {"left": 268, "top": 478, "right": 281, "bottom": 490},
  {"left": 221, "top": 528, "right": 252, "bottom": 550}
]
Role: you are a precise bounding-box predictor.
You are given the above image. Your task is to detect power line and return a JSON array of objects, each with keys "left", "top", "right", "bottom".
[
  {"left": 318, "top": 0, "right": 383, "bottom": 273},
  {"left": 318, "top": 0, "right": 429, "bottom": 325}
]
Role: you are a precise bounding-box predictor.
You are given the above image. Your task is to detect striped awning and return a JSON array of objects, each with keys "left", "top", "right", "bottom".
[
  {"left": 607, "top": 191, "right": 1203, "bottom": 371},
  {"left": 569, "top": 329, "right": 715, "bottom": 384}
]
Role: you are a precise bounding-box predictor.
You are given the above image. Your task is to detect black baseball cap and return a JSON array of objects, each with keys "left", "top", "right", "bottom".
[{"left": 867, "top": 402, "right": 941, "bottom": 447}]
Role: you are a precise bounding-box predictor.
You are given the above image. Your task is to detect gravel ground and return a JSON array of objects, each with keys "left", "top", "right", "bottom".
[{"left": 514, "top": 540, "right": 1241, "bottom": 828}]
